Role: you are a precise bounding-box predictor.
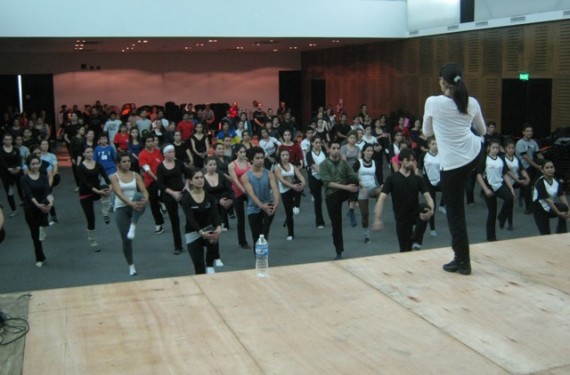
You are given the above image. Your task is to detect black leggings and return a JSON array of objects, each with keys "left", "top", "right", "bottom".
[
  {"left": 234, "top": 194, "right": 248, "bottom": 246},
  {"left": 187, "top": 237, "right": 219, "bottom": 274},
  {"left": 80, "top": 195, "right": 98, "bottom": 230},
  {"left": 425, "top": 180, "right": 445, "bottom": 230},
  {"left": 1, "top": 173, "right": 23, "bottom": 211},
  {"left": 163, "top": 193, "right": 182, "bottom": 250},
  {"left": 533, "top": 202, "right": 568, "bottom": 235},
  {"left": 281, "top": 189, "right": 295, "bottom": 237},
  {"left": 308, "top": 174, "right": 325, "bottom": 227},
  {"left": 147, "top": 182, "right": 165, "bottom": 226},
  {"left": 482, "top": 183, "right": 514, "bottom": 240},
  {"left": 440, "top": 155, "right": 480, "bottom": 262},
  {"left": 24, "top": 206, "right": 47, "bottom": 262}
]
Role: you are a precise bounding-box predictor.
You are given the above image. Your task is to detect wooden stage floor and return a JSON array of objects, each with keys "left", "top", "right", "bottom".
[{"left": 20, "top": 234, "right": 570, "bottom": 374}]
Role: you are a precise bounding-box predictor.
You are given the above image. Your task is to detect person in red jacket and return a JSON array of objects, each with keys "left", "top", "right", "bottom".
[{"left": 137, "top": 134, "right": 165, "bottom": 234}]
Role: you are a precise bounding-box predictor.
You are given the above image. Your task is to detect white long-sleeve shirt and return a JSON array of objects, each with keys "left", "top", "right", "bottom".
[{"left": 423, "top": 95, "right": 486, "bottom": 171}]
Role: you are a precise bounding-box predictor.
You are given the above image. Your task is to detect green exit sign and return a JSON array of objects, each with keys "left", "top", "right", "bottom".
[{"left": 519, "top": 72, "right": 529, "bottom": 81}]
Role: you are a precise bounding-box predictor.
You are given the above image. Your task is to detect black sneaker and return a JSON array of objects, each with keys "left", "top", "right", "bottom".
[
  {"left": 173, "top": 248, "right": 182, "bottom": 255},
  {"left": 103, "top": 215, "right": 110, "bottom": 224},
  {"left": 443, "top": 259, "right": 471, "bottom": 275},
  {"left": 154, "top": 225, "right": 164, "bottom": 235},
  {"left": 364, "top": 237, "right": 371, "bottom": 244},
  {"left": 335, "top": 253, "right": 343, "bottom": 260}
]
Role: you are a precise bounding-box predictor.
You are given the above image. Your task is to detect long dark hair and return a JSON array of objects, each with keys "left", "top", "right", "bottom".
[{"left": 440, "top": 63, "right": 469, "bottom": 115}]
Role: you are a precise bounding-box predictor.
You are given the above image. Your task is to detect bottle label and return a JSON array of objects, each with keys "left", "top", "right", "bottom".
[{"left": 255, "top": 244, "right": 268, "bottom": 257}]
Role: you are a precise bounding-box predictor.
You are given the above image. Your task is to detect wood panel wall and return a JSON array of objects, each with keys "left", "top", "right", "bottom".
[{"left": 302, "top": 20, "right": 570, "bottom": 133}]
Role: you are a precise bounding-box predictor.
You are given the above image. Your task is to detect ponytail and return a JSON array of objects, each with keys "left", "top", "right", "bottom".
[{"left": 440, "top": 63, "right": 469, "bottom": 115}]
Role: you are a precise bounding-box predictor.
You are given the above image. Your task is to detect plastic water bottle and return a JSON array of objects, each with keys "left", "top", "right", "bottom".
[{"left": 255, "top": 235, "right": 269, "bottom": 278}]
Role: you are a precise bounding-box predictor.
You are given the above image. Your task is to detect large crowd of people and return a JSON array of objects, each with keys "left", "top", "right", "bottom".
[{"left": 1, "top": 70, "right": 568, "bottom": 274}]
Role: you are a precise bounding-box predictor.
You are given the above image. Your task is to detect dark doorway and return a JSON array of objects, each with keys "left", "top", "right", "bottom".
[
  {"left": 22, "top": 74, "right": 56, "bottom": 130},
  {"left": 501, "top": 79, "right": 552, "bottom": 140},
  {"left": 278, "top": 70, "right": 302, "bottom": 120},
  {"left": 0, "top": 75, "right": 19, "bottom": 114},
  {"left": 0, "top": 74, "right": 56, "bottom": 134},
  {"left": 310, "top": 79, "right": 326, "bottom": 118}
]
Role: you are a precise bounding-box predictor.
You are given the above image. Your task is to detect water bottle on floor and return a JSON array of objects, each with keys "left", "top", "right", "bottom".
[{"left": 255, "top": 235, "right": 269, "bottom": 278}]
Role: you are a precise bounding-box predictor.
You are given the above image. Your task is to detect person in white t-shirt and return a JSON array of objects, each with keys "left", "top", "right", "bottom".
[
  {"left": 423, "top": 62, "right": 486, "bottom": 276},
  {"left": 476, "top": 139, "right": 515, "bottom": 242}
]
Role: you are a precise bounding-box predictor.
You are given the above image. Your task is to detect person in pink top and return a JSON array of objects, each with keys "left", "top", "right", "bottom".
[{"left": 228, "top": 144, "right": 251, "bottom": 249}]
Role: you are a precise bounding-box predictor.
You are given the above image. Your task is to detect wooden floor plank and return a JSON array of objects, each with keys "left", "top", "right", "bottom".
[
  {"left": 196, "top": 263, "right": 507, "bottom": 374},
  {"left": 475, "top": 233, "right": 570, "bottom": 294},
  {"left": 23, "top": 278, "right": 261, "bottom": 374},
  {"left": 20, "top": 235, "right": 569, "bottom": 374},
  {"left": 339, "top": 235, "right": 570, "bottom": 375}
]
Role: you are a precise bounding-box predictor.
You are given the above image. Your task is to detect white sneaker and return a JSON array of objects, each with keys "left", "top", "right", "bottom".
[
  {"left": 74, "top": 186, "right": 80, "bottom": 192},
  {"left": 39, "top": 227, "right": 47, "bottom": 241},
  {"left": 430, "top": 230, "right": 438, "bottom": 237},
  {"left": 9, "top": 210, "right": 18, "bottom": 218},
  {"left": 286, "top": 236, "right": 293, "bottom": 241},
  {"left": 129, "top": 264, "right": 137, "bottom": 276},
  {"left": 214, "top": 259, "right": 224, "bottom": 267},
  {"left": 412, "top": 243, "right": 422, "bottom": 250},
  {"left": 293, "top": 207, "right": 300, "bottom": 215},
  {"left": 317, "top": 225, "right": 324, "bottom": 229},
  {"left": 127, "top": 225, "right": 136, "bottom": 240},
  {"left": 35, "top": 261, "right": 44, "bottom": 268},
  {"left": 438, "top": 207, "right": 447, "bottom": 215},
  {"left": 206, "top": 267, "right": 216, "bottom": 274}
]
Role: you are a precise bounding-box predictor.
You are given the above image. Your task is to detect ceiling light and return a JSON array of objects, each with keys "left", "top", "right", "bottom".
[
  {"left": 143, "top": 40, "right": 148, "bottom": 43},
  {"left": 208, "top": 39, "right": 217, "bottom": 43},
  {"left": 273, "top": 49, "right": 278, "bottom": 52}
]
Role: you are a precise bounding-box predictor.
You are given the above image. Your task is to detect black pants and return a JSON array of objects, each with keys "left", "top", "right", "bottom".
[
  {"left": 395, "top": 209, "right": 428, "bottom": 252},
  {"left": 71, "top": 162, "right": 80, "bottom": 188},
  {"left": 248, "top": 211, "right": 274, "bottom": 254},
  {"left": 163, "top": 193, "right": 182, "bottom": 250},
  {"left": 24, "top": 206, "right": 47, "bottom": 262},
  {"left": 80, "top": 195, "right": 99, "bottom": 230},
  {"left": 483, "top": 183, "right": 514, "bottom": 240},
  {"left": 425, "top": 180, "right": 445, "bottom": 231},
  {"left": 325, "top": 190, "right": 350, "bottom": 254},
  {"left": 1, "top": 172, "right": 23, "bottom": 211},
  {"left": 308, "top": 174, "right": 325, "bottom": 227},
  {"left": 522, "top": 166, "right": 539, "bottom": 211},
  {"left": 187, "top": 237, "right": 219, "bottom": 274},
  {"left": 440, "top": 155, "right": 480, "bottom": 262},
  {"left": 234, "top": 194, "right": 248, "bottom": 246},
  {"left": 281, "top": 189, "right": 295, "bottom": 237},
  {"left": 147, "top": 181, "right": 164, "bottom": 226},
  {"left": 533, "top": 202, "right": 568, "bottom": 235}
]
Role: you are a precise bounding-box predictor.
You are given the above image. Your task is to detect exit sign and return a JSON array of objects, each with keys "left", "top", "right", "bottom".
[{"left": 519, "top": 72, "right": 529, "bottom": 81}]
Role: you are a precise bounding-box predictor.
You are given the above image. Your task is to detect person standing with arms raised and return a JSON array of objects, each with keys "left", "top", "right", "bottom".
[{"left": 423, "top": 63, "right": 486, "bottom": 275}]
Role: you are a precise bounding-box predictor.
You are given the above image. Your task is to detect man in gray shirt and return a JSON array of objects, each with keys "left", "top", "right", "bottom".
[{"left": 515, "top": 124, "right": 543, "bottom": 214}]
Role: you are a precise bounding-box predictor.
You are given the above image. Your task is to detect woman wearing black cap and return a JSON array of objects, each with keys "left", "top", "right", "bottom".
[{"left": 423, "top": 62, "right": 486, "bottom": 275}]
